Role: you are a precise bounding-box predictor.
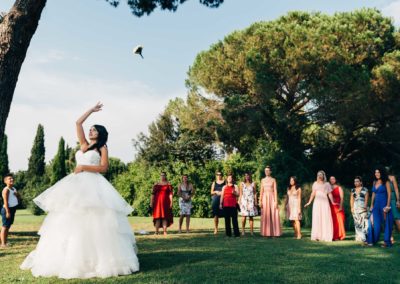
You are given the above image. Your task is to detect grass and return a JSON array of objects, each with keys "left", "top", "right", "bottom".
[{"left": 1, "top": 210, "right": 400, "bottom": 284}]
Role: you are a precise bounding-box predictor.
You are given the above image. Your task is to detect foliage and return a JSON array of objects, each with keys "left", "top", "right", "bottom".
[
  {"left": 51, "top": 137, "right": 66, "bottom": 185},
  {"left": 188, "top": 9, "right": 400, "bottom": 184},
  {"left": 105, "top": 0, "right": 224, "bottom": 17},
  {"left": 27, "top": 124, "right": 45, "bottom": 180}
]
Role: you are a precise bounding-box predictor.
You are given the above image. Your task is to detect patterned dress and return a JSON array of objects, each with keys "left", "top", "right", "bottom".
[
  {"left": 351, "top": 187, "right": 369, "bottom": 242},
  {"left": 179, "top": 183, "right": 193, "bottom": 216},
  {"left": 239, "top": 182, "right": 258, "bottom": 217}
]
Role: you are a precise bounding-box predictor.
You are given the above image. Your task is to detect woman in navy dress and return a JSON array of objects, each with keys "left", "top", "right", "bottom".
[{"left": 367, "top": 167, "right": 394, "bottom": 247}]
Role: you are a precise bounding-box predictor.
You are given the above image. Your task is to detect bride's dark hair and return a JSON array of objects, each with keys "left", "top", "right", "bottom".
[{"left": 88, "top": 124, "right": 108, "bottom": 155}]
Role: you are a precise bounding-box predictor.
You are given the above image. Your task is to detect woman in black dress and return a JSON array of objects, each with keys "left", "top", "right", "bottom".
[{"left": 211, "top": 171, "right": 225, "bottom": 234}]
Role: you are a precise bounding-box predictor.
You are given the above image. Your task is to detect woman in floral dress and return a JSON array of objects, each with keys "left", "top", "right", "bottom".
[{"left": 239, "top": 173, "right": 258, "bottom": 236}]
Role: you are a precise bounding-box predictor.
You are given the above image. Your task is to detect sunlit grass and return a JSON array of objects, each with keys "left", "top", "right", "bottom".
[{"left": 1, "top": 210, "right": 399, "bottom": 283}]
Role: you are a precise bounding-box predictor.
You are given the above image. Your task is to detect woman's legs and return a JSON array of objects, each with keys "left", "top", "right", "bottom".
[
  {"left": 155, "top": 219, "right": 161, "bottom": 235},
  {"left": 249, "top": 217, "right": 254, "bottom": 235},
  {"left": 162, "top": 219, "right": 168, "bottom": 235},
  {"left": 179, "top": 215, "right": 184, "bottom": 233},
  {"left": 241, "top": 216, "right": 246, "bottom": 235},
  {"left": 295, "top": 220, "right": 302, "bottom": 238},
  {"left": 214, "top": 216, "right": 219, "bottom": 234},
  {"left": 186, "top": 215, "right": 190, "bottom": 233}
]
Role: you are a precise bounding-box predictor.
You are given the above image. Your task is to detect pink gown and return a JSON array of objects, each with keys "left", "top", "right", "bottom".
[
  {"left": 311, "top": 182, "right": 333, "bottom": 242},
  {"left": 260, "top": 178, "right": 282, "bottom": 237}
]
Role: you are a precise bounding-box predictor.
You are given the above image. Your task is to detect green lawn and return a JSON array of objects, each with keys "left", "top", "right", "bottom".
[{"left": 1, "top": 210, "right": 399, "bottom": 283}]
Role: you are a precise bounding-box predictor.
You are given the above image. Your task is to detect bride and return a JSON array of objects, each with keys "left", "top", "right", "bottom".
[{"left": 20, "top": 102, "right": 139, "bottom": 279}]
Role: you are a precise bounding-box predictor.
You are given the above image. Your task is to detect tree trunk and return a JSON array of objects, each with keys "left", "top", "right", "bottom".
[{"left": 0, "top": 0, "right": 47, "bottom": 143}]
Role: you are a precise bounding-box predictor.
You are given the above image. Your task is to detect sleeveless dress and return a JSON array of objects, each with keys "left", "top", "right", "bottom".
[
  {"left": 239, "top": 182, "right": 258, "bottom": 217},
  {"left": 367, "top": 183, "right": 393, "bottom": 246},
  {"left": 287, "top": 189, "right": 301, "bottom": 221},
  {"left": 179, "top": 183, "right": 192, "bottom": 215},
  {"left": 351, "top": 187, "right": 369, "bottom": 242},
  {"left": 212, "top": 181, "right": 225, "bottom": 217},
  {"left": 311, "top": 182, "right": 333, "bottom": 242},
  {"left": 152, "top": 183, "right": 173, "bottom": 227},
  {"left": 20, "top": 150, "right": 139, "bottom": 279},
  {"left": 330, "top": 186, "right": 346, "bottom": 240},
  {"left": 260, "top": 178, "right": 281, "bottom": 237}
]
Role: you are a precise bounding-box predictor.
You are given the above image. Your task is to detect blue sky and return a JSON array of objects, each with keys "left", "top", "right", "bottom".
[{"left": 1, "top": 0, "right": 399, "bottom": 170}]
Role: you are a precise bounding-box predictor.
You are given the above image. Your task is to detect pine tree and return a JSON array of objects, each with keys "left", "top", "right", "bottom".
[
  {"left": 0, "top": 134, "right": 9, "bottom": 178},
  {"left": 27, "top": 124, "right": 45, "bottom": 179},
  {"left": 51, "top": 137, "right": 66, "bottom": 184}
]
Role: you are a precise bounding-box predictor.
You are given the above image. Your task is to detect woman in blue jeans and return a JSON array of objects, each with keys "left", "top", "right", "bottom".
[{"left": 367, "top": 167, "right": 393, "bottom": 247}]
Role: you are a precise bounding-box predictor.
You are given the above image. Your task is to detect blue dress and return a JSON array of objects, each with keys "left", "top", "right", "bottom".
[{"left": 367, "top": 183, "right": 394, "bottom": 246}]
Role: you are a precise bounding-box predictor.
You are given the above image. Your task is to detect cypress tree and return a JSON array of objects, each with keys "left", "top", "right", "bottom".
[
  {"left": 0, "top": 134, "right": 9, "bottom": 178},
  {"left": 51, "top": 137, "right": 66, "bottom": 184},
  {"left": 27, "top": 124, "right": 45, "bottom": 179}
]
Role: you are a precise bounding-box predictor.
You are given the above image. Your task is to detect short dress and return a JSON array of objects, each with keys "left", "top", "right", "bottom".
[
  {"left": 239, "top": 182, "right": 258, "bottom": 217},
  {"left": 179, "top": 183, "right": 193, "bottom": 215}
]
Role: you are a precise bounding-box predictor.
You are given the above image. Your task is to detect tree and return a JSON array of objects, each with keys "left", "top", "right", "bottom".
[
  {"left": 27, "top": 124, "right": 45, "bottom": 179},
  {"left": 51, "top": 137, "right": 66, "bottom": 184},
  {"left": 188, "top": 9, "right": 400, "bottom": 182},
  {"left": 0, "top": 134, "right": 9, "bottom": 178},
  {"left": 134, "top": 93, "right": 221, "bottom": 166},
  {"left": 0, "top": 0, "right": 224, "bottom": 145}
]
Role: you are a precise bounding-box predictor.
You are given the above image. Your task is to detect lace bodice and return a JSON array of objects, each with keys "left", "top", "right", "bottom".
[{"left": 75, "top": 150, "right": 101, "bottom": 166}]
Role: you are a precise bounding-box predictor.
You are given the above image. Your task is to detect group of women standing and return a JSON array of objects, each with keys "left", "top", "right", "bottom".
[{"left": 151, "top": 166, "right": 400, "bottom": 247}]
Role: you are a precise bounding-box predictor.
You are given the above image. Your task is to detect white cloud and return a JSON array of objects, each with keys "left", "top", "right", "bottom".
[
  {"left": 382, "top": 0, "right": 400, "bottom": 26},
  {"left": 6, "top": 64, "right": 185, "bottom": 171}
]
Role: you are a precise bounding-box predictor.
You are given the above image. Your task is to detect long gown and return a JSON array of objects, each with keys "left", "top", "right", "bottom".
[
  {"left": 367, "top": 183, "right": 393, "bottom": 246},
  {"left": 260, "top": 178, "right": 281, "bottom": 237},
  {"left": 20, "top": 150, "right": 139, "bottom": 279},
  {"left": 330, "top": 186, "right": 346, "bottom": 240},
  {"left": 351, "top": 187, "right": 369, "bottom": 242},
  {"left": 311, "top": 182, "right": 333, "bottom": 242}
]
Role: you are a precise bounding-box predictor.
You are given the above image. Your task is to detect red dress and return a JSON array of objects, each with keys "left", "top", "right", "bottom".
[
  {"left": 152, "top": 183, "right": 173, "bottom": 227},
  {"left": 330, "top": 186, "right": 346, "bottom": 240}
]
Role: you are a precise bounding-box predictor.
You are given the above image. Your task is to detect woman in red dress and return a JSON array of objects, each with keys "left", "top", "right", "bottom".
[
  {"left": 151, "top": 172, "right": 173, "bottom": 235},
  {"left": 329, "top": 176, "right": 346, "bottom": 240}
]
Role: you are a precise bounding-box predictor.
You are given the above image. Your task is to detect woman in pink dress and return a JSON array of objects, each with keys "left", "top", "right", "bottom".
[
  {"left": 259, "top": 166, "right": 281, "bottom": 237},
  {"left": 304, "top": 170, "right": 335, "bottom": 242},
  {"left": 329, "top": 176, "right": 346, "bottom": 240}
]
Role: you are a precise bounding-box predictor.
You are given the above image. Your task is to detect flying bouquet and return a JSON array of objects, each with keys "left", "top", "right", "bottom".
[{"left": 133, "top": 45, "right": 144, "bottom": 59}]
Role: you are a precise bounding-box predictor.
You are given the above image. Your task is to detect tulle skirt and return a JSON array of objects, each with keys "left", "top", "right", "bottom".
[{"left": 20, "top": 172, "right": 139, "bottom": 279}]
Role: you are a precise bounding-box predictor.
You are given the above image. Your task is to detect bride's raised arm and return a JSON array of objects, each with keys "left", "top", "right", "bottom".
[{"left": 76, "top": 102, "right": 103, "bottom": 151}]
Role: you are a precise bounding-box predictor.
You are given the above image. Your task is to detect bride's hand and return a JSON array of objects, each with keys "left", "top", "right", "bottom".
[
  {"left": 74, "top": 165, "right": 84, "bottom": 174},
  {"left": 91, "top": 102, "right": 103, "bottom": 113}
]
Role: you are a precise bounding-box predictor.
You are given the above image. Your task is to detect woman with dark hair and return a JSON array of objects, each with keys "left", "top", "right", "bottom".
[
  {"left": 178, "top": 174, "right": 195, "bottom": 233},
  {"left": 286, "top": 176, "right": 302, "bottom": 239},
  {"left": 211, "top": 171, "right": 225, "bottom": 234},
  {"left": 367, "top": 167, "right": 393, "bottom": 247},
  {"left": 151, "top": 172, "right": 173, "bottom": 235},
  {"left": 21, "top": 102, "right": 139, "bottom": 278},
  {"left": 219, "top": 173, "right": 240, "bottom": 237},
  {"left": 329, "top": 176, "right": 346, "bottom": 241},
  {"left": 350, "top": 176, "right": 369, "bottom": 242},
  {"left": 239, "top": 173, "right": 258, "bottom": 236},
  {"left": 304, "top": 170, "right": 335, "bottom": 242}
]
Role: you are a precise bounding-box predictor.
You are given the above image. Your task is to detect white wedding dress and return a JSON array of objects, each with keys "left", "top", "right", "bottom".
[{"left": 20, "top": 150, "right": 139, "bottom": 279}]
